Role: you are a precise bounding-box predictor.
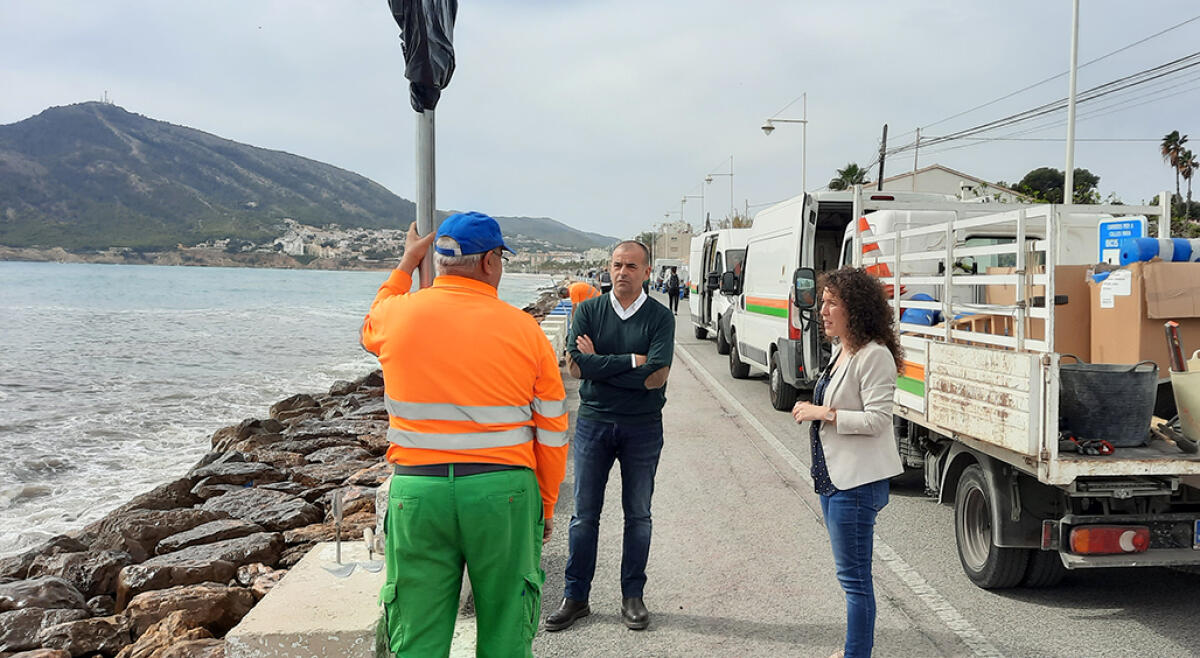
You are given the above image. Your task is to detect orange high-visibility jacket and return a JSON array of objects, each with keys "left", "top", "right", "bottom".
[
  {"left": 361, "top": 270, "right": 569, "bottom": 519},
  {"left": 568, "top": 281, "right": 600, "bottom": 306}
]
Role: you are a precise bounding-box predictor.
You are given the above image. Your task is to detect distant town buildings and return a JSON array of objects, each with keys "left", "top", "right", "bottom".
[{"left": 655, "top": 221, "right": 693, "bottom": 261}]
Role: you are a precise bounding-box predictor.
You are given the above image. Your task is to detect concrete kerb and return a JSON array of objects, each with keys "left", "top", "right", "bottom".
[{"left": 225, "top": 542, "right": 388, "bottom": 658}]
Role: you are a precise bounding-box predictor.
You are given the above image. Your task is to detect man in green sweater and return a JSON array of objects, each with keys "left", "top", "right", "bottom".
[{"left": 546, "top": 240, "right": 674, "bottom": 632}]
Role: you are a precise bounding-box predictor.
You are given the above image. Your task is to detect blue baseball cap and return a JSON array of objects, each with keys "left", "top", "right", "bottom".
[{"left": 434, "top": 211, "right": 515, "bottom": 256}]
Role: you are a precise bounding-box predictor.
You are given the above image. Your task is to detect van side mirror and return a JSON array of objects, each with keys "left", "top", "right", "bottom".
[
  {"left": 706, "top": 272, "right": 720, "bottom": 291},
  {"left": 793, "top": 267, "right": 817, "bottom": 309},
  {"left": 720, "top": 271, "right": 740, "bottom": 295}
]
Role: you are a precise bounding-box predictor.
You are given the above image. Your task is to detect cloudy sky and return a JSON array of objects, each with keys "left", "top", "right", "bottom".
[{"left": 3, "top": 1, "right": 1198, "bottom": 239}]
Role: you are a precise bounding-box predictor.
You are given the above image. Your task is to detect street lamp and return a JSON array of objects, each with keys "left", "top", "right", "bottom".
[
  {"left": 705, "top": 155, "right": 734, "bottom": 226},
  {"left": 762, "top": 92, "right": 809, "bottom": 194}
]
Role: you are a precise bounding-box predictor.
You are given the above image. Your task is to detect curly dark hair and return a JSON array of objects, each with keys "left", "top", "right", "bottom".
[{"left": 817, "top": 267, "right": 904, "bottom": 372}]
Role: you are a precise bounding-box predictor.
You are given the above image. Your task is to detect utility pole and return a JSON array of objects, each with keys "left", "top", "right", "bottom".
[
  {"left": 1064, "top": 0, "right": 1081, "bottom": 204},
  {"left": 877, "top": 124, "right": 888, "bottom": 191},
  {"left": 912, "top": 127, "right": 920, "bottom": 192}
]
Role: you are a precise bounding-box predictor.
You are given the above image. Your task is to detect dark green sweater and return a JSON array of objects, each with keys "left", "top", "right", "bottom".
[{"left": 568, "top": 293, "right": 675, "bottom": 424}]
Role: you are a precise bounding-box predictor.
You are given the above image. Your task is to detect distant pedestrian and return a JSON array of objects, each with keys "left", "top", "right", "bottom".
[
  {"left": 666, "top": 266, "right": 680, "bottom": 314},
  {"left": 546, "top": 240, "right": 674, "bottom": 632},
  {"left": 598, "top": 270, "right": 613, "bottom": 294},
  {"left": 361, "top": 212, "right": 569, "bottom": 657},
  {"left": 790, "top": 267, "right": 904, "bottom": 658}
]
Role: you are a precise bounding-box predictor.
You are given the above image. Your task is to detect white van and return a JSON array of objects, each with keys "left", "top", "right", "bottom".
[
  {"left": 687, "top": 228, "right": 750, "bottom": 352},
  {"left": 722, "top": 189, "right": 960, "bottom": 410}
]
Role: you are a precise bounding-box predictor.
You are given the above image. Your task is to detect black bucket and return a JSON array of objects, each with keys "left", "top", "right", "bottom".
[{"left": 1059, "top": 355, "right": 1157, "bottom": 447}]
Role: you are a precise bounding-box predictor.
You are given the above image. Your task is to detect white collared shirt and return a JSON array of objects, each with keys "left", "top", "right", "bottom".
[
  {"left": 610, "top": 288, "right": 648, "bottom": 321},
  {"left": 609, "top": 289, "right": 649, "bottom": 368}
]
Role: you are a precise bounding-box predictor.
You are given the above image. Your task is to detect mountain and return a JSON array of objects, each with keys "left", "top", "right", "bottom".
[{"left": 0, "top": 102, "right": 617, "bottom": 251}]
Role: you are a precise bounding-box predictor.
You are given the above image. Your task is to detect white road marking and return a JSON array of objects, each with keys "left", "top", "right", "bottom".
[{"left": 676, "top": 342, "right": 1004, "bottom": 658}]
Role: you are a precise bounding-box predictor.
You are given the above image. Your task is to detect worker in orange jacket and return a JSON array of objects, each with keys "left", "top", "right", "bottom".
[
  {"left": 361, "top": 211, "right": 569, "bottom": 657},
  {"left": 568, "top": 280, "right": 600, "bottom": 306}
]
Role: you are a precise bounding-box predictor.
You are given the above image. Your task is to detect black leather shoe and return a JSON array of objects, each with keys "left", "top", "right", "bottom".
[
  {"left": 621, "top": 597, "right": 649, "bottom": 630},
  {"left": 545, "top": 597, "right": 590, "bottom": 632}
]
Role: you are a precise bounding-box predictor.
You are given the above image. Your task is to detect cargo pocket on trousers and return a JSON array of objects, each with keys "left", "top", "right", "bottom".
[
  {"left": 521, "top": 569, "right": 546, "bottom": 641},
  {"left": 380, "top": 581, "right": 403, "bottom": 651}
]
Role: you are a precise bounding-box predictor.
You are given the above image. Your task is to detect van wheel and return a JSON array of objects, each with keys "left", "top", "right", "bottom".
[
  {"left": 694, "top": 325, "right": 708, "bottom": 339},
  {"left": 1021, "top": 550, "right": 1067, "bottom": 588},
  {"left": 729, "top": 332, "right": 750, "bottom": 379},
  {"left": 715, "top": 322, "right": 730, "bottom": 355},
  {"left": 769, "top": 352, "right": 799, "bottom": 411},
  {"left": 954, "top": 464, "right": 1028, "bottom": 589}
]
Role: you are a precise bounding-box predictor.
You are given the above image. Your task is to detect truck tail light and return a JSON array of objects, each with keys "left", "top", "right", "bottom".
[{"left": 1069, "top": 525, "right": 1150, "bottom": 555}]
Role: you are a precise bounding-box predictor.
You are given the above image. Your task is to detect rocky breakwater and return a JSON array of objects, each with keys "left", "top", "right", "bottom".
[{"left": 0, "top": 371, "right": 392, "bottom": 657}]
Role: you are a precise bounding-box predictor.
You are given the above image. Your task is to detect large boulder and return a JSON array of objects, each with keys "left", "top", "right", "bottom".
[
  {"left": 83, "top": 510, "right": 227, "bottom": 563},
  {"left": 246, "top": 450, "right": 308, "bottom": 469},
  {"left": 0, "top": 537, "right": 88, "bottom": 582},
  {"left": 342, "top": 396, "right": 388, "bottom": 420},
  {"left": 123, "top": 583, "right": 254, "bottom": 636},
  {"left": 357, "top": 370, "right": 384, "bottom": 388},
  {"left": 108, "top": 478, "right": 201, "bottom": 516},
  {"left": 188, "top": 462, "right": 285, "bottom": 488},
  {"left": 210, "top": 419, "right": 284, "bottom": 453},
  {"left": 201, "top": 490, "right": 320, "bottom": 532},
  {"left": 255, "top": 481, "right": 309, "bottom": 497},
  {"left": 37, "top": 614, "right": 132, "bottom": 656},
  {"left": 144, "top": 534, "right": 283, "bottom": 571},
  {"left": 284, "top": 419, "right": 381, "bottom": 441},
  {"left": 305, "top": 446, "right": 372, "bottom": 464},
  {"left": 27, "top": 550, "right": 133, "bottom": 599},
  {"left": 0, "top": 578, "right": 87, "bottom": 613},
  {"left": 269, "top": 394, "right": 320, "bottom": 422},
  {"left": 155, "top": 520, "right": 265, "bottom": 556},
  {"left": 0, "top": 608, "right": 88, "bottom": 653},
  {"left": 289, "top": 461, "right": 375, "bottom": 488},
  {"left": 328, "top": 380, "right": 356, "bottom": 397},
  {"left": 347, "top": 462, "right": 391, "bottom": 486},
  {"left": 356, "top": 431, "right": 390, "bottom": 455},
  {"left": 267, "top": 437, "right": 357, "bottom": 456},
  {"left": 115, "top": 560, "right": 236, "bottom": 612},
  {"left": 235, "top": 564, "right": 284, "bottom": 601},
  {"left": 226, "top": 433, "right": 287, "bottom": 455},
  {"left": 112, "top": 610, "right": 211, "bottom": 658}
]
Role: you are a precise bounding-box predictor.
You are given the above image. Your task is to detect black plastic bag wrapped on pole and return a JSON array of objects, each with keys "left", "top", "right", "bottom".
[{"left": 389, "top": 0, "right": 458, "bottom": 112}]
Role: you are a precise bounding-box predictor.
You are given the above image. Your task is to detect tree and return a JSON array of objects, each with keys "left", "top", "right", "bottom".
[
  {"left": 1013, "top": 167, "right": 1100, "bottom": 204},
  {"left": 1181, "top": 148, "right": 1198, "bottom": 219},
  {"left": 717, "top": 211, "right": 753, "bottom": 229},
  {"left": 828, "top": 163, "right": 869, "bottom": 191},
  {"left": 1161, "top": 131, "right": 1188, "bottom": 201}
]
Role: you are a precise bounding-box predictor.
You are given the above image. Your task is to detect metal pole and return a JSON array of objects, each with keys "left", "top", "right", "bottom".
[
  {"left": 730, "top": 155, "right": 735, "bottom": 220},
  {"left": 877, "top": 124, "right": 888, "bottom": 191},
  {"left": 1064, "top": 0, "right": 1080, "bottom": 204},
  {"left": 1160, "top": 189, "right": 1172, "bottom": 238},
  {"left": 802, "top": 93, "right": 808, "bottom": 194},
  {"left": 912, "top": 127, "right": 920, "bottom": 192},
  {"left": 415, "top": 110, "right": 437, "bottom": 289}
]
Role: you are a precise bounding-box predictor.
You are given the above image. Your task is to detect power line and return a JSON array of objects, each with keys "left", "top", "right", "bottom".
[{"left": 916, "top": 13, "right": 1200, "bottom": 134}]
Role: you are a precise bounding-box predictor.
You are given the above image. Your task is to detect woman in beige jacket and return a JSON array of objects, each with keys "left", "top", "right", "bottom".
[{"left": 792, "top": 268, "right": 904, "bottom": 658}]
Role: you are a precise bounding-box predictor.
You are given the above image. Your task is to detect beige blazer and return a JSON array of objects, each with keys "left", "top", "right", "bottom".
[{"left": 817, "top": 340, "right": 904, "bottom": 490}]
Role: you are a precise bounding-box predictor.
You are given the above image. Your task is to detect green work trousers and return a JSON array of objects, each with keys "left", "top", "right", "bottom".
[{"left": 381, "top": 465, "right": 545, "bottom": 658}]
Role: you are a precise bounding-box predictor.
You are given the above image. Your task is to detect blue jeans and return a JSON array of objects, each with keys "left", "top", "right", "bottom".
[
  {"left": 564, "top": 417, "right": 664, "bottom": 600},
  {"left": 820, "top": 479, "right": 889, "bottom": 658}
]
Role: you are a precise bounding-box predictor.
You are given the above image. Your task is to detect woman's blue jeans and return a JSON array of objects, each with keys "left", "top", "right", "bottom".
[
  {"left": 564, "top": 417, "right": 663, "bottom": 601},
  {"left": 820, "top": 479, "right": 889, "bottom": 658}
]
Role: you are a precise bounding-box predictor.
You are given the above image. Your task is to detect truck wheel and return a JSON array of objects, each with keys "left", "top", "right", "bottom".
[
  {"left": 1021, "top": 550, "right": 1067, "bottom": 588},
  {"left": 769, "top": 351, "right": 799, "bottom": 411},
  {"left": 716, "top": 321, "right": 730, "bottom": 355},
  {"left": 729, "top": 332, "right": 750, "bottom": 379},
  {"left": 694, "top": 325, "right": 708, "bottom": 339},
  {"left": 955, "top": 464, "right": 1028, "bottom": 589}
]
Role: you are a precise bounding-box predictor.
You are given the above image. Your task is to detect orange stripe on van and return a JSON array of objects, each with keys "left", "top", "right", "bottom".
[
  {"left": 745, "top": 297, "right": 788, "bottom": 309},
  {"left": 902, "top": 360, "right": 925, "bottom": 382}
]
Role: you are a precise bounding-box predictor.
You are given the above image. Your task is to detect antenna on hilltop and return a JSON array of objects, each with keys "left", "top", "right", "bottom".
[{"left": 102, "top": 90, "right": 112, "bottom": 105}]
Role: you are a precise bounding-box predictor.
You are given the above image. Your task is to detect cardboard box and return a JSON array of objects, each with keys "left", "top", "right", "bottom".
[
  {"left": 985, "top": 265, "right": 1092, "bottom": 359},
  {"left": 1089, "top": 261, "right": 1200, "bottom": 378}
]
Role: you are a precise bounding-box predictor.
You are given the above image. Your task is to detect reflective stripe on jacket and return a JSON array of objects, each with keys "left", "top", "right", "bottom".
[{"left": 360, "top": 270, "right": 570, "bottom": 519}]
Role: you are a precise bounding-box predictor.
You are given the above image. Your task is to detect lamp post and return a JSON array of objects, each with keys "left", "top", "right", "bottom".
[
  {"left": 762, "top": 92, "right": 808, "bottom": 194},
  {"left": 705, "top": 155, "right": 734, "bottom": 227}
]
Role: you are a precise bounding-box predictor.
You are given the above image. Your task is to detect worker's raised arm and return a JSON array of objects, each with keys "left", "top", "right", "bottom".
[{"left": 359, "top": 224, "right": 435, "bottom": 355}]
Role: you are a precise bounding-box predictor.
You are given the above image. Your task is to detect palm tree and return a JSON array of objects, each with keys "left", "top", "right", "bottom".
[
  {"left": 1182, "top": 149, "right": 1198, "bottom": 219},
  {"left": 828, "top": 163, "right": 869, "bottom": 191},
  {"left": 1161, "top": 131, "right": 1188, "bottom": 201}
]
